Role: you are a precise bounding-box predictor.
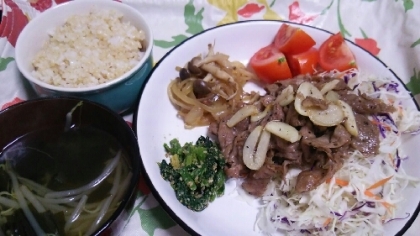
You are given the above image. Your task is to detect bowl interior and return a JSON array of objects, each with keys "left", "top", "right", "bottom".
[
  {"left": 135, "top": 20, "right": 420, "bottom": 236},
  {"left": 15, "top": 0, "right": 153, "bottom": 93},
  {"left": 0, "top": 97, "right": 141, "bottom": 235}
]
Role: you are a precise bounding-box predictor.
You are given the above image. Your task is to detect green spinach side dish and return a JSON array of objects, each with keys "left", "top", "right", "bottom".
[{"left": 159, "top": 136, "right": 226, "bottom": 211}]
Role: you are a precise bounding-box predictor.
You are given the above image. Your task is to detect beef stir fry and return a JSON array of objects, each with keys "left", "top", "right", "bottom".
[{"left": 210, "top": 75, "right": 395, "bottom": 197}]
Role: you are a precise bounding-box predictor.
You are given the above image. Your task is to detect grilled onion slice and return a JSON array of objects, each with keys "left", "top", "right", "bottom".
[
  {"left": 336, "top": 100, "right": 358, "bottom": 136},
  {"left": 276, "top": 85, "right": 295, "bottom": 106},
  {"left": 294, "top": 82, "right": 324, "bottom": 116},
  {"left": 227, "top": 105, "right": 259, "bottom": 127},
  {"left": 243, "top": 126, "right": 270, "bottom": 170},
  {"left": 308, "top": 103, "right": 345, "bottom": 127},
  {"left": 265, "top": 121, "right": 301, "bottom": 143}
]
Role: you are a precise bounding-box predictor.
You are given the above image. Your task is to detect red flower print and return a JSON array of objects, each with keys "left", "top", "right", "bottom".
[
  {"left": 0, "top": 0, "right": 29, "bottom": 47},
  {"left": 0, "top": 15, "right": 6, "bottom": 34},
  {"left": 355, "top": 38, "right": 380, "bottom": 56},
  {"left": 1, "top": 97, "right": 25, "bottom": 110},
  {"left": 54, "top": 0, "right": 70, "bottom": 4},
  {"left": 29, "top": 0, "right": 52, "bottom": 12},
  {"left": 137, "top": 175, "right": 151, "bottom": 195},
  {"left": 355, "top": 29, "right": 380, "bottom": 56},
  {"left": 237, "top": 3, "right": 265, "bottom": 18},
  {"left": 288, "top": 1, "right": 318, "bottom": 24}
]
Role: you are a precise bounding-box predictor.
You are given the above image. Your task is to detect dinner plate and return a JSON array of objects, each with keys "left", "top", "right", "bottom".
[{"left": 134, "top": 20, "right": 420, "bottom": 236}]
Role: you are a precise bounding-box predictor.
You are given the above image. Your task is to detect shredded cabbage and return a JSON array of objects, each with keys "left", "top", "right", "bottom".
[{"left": 256, "top": 71, "right": 420, "bottom": 235}]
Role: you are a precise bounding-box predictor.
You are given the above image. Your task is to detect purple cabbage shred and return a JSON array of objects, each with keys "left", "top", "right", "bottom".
[
  {"left": 373, "top": 115, "right": 387, "bottom": 138},
  {"left": 385, "top": 82, "right": 399, "bottom": 93},
  {"left": 352, "top": 203, "right": 366, "bottom": 211},
  {"left": 338, "top": 211, "right": 348, "bottom": 221},
  {"left": 384, "top": 213, "right": 410, "bottom": 224},
  {"left": 300, "top": 229, "right": 311, "bottom": 234},
  {"left": 366, "top": 202, "right": 376, "bottom": 208},
  {"left": 372, "top": 82, "right": 379, "bottom": 92},
  {"left": 395, "top": 150, "right": 401, "bottom": 172},
  {"left": 352, "top": 84, "right": 359, "bottom": 91},
  {"left": 379, "top": 113, "right": 397, "bottom": 127},
  {"left": 281, "top": 217, "right": 290, "bottom": 225},
  {"left": 344, "top": 75, "right": 349, "bottom": 84},
  {"left": 403, "top": 127, "right": 420, "bottom": 135},
  {"left": 331, "top": 211, "right": 342, "bottom": 217}
]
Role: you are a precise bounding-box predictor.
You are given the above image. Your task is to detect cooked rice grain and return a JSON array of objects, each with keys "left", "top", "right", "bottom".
[{"left": 32, "top": 9, "right": 146, "bottom": 88}]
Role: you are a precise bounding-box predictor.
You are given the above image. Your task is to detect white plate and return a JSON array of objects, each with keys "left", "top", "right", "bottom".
[{"left": 135, "top": 20, "right": 420, "bottom": 236}]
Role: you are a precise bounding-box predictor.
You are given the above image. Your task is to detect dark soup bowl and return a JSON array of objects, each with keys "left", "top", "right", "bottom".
[{"left": 0, "top": 97, "right": 140, "bottom": 236}]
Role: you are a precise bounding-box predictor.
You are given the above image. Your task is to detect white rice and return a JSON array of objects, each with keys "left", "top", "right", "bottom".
[{"left": 31, "top": 9, "right": 146, "bottom": 88}]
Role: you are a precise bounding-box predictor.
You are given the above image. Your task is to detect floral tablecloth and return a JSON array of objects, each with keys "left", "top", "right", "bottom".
[{"left": 1, "top": 0, "right": 420, "bottom": 235}]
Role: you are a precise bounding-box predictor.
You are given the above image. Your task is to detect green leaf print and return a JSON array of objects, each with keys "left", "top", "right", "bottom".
[
  {"left": 337, "top": 0, "right": 351, "bottom": 37},
  {"left": 406, "top": 68, "right": 420, "bottom": 95},
  {"left": 184, "top": 0, "right": 205, "bottom": 35},
  {"left": 411, "top": 38, "right": 420, "bottom": 48},
  {"left": 0, "top": 57, "right": 14, "bottom": 71},
  {"left": 269, "top": 0, "right": 277, "bottom": 8},
  {"left": 395, "top": 0, "right": 414, "bottom": 12},
  {"left": 138, "top": 205, "right": 177, "bottom": 236},
  {"left": 321, "top": 0, "right": 334, "bottom": 15},
  {"left": 154, "top": 35, "right": 189, "bottom": 48},
  {"left": 360, "top": 28, "right": 368, "bottom": 39},
  {"left": 403, "top": 0, "right": 414, "bottom": 12},
  {"left": 153, "top": 0, "right": 204, "bottom": 48},
  {"left": 126, "top": 195, "right": 177, "bottom": 236}
]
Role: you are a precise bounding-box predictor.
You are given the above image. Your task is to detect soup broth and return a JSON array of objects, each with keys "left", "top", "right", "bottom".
[{"left": 0, "top": 125, "right": 132, "bottom": 236}]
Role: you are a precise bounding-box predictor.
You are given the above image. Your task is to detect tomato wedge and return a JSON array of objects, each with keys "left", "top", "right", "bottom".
[
  {"left": 273, "top": 24, "right": 316, "bottom": 55},
  {"left": 287, "top": 47, "right": 319, "bottom": 76},
  {"left": 319, "top": 33, "right": 357, "bottom": 72},
  {"left": 250, "top": 45, "right": 292, "bottom": 83}
]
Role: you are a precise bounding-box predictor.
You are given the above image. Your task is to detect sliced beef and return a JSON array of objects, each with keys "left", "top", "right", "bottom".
[
  {"left": 242, "top": 154, "right": 285, "bottom": 196},
  {"left": 249, "top": 103, "right": 285, "bottom": 131},
  {"left": 211, "top": 110, "right": 250, "bottom": 178},
  {"left": 314, "top": 77, "right": 349, "bottom": 92},
  {"left": 276, "top": 75, "right": 307, "bottom": 92},
  {"left": 272, "top": 136, "right": 302, "bottom": 163},
  {"left": 332, "top": 143, "right": 351, "bottom": 161},
  {"left": 295, "top": 156, "right": 344, "bottom": 193},
  {"left": 265, "top": 83, "right": 280, "bottom": 96},
  {"left": 339, "top": 92, "right": 396, "bottom": 115},
  {"left": 304, "top": 125, "right": 351, "bottom": 149},
  {"left": 234, "top": 116, "right": 250, "bottom": 132},
  {"left": 211, "top": 74, "right": 388, "bottom": 197},
  {"left": 351, "top": 113, "right": 380, "bottom": 155},
  {"left": 241, "top": 178, "right": 271, "bottom": 197},
  {"left": 295, "top": 168, "right": 327, "bottom": 193},
  {"left": 261, "top": 95, "right": 276, "bottom": 106},
  {"left": 301, "top": 96, "right": 328, "bottom": 110},
  {"left": 242, "top": 127, "right": 301, "bottom": 197},
  {"left": 224, "top": 129, "right": 250, "bottom": 178},
  {"left": 299, "top": 124, "right": 316, "bottom": 164},
  {"left": 285, "top": 104, "right": 306, "bottom": 127}
]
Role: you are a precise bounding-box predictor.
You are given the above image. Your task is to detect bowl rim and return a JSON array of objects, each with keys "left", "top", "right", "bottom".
[
  {"left": 133, "top": 19, "right": 420, "bottom": 236},
  {"left": 15, "top": 0, "right": 153, "bottom": 94},
  {"left": 0, "top": 96, "right": 142, "bottom": 236}
]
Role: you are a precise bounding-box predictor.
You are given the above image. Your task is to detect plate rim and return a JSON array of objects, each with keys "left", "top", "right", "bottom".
[{"left": 133, "top": 19, "right": 420, "bottom": 236}]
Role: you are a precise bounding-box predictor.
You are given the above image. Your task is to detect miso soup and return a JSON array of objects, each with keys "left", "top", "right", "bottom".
[{"left": 0, "top": 125, "right": 132, "bottom": 236}]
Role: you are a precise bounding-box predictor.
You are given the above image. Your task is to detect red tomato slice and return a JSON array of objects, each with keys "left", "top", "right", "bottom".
[
  {"left": 250, "top": 45, "right": 292, "bottom": 83},
  {"left": 287, "top": 47, "right": 319, "bottom": 76},
  {"left": 319, "top": 33, "right": 357, "bottom": 72},
  {"left": 273, "top": 24, "right": 316, "bottom": 55}
]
